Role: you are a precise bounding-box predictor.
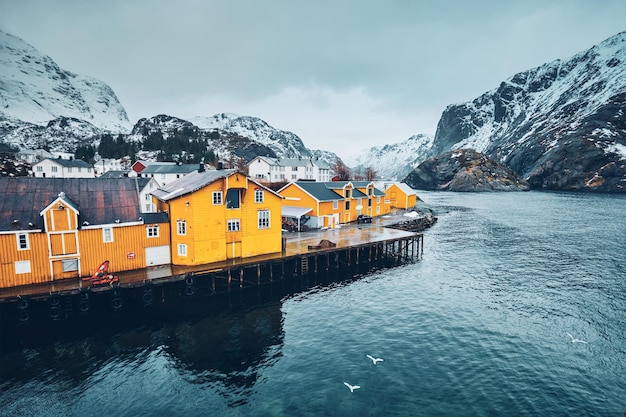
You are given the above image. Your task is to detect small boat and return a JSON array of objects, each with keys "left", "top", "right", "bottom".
[{"left": 83, "top": 260, "right": 120, "bottom": 286}]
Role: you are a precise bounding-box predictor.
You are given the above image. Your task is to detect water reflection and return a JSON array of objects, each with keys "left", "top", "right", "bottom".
[{"left": 0, "top": 299, "right": 284, "bottom": 408}]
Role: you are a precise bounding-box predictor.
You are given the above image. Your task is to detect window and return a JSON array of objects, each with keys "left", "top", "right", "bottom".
[
  {"left": 333, "top": 200, "right": 338, "bottom": 210},
  {"left": 213, "top": 191, "right": 223, "bottom": 205},
  {"left": 67, "top": 167, "right": 72, "bottom": 173},
  {"left": 368, "top": 188, "right": 373, "bottom": 196},
  {"left": 15, "top": 260, "right": 31, "bottom": 274},
  {"left": 147, "top": 225, "right": 159, "bottom": 238},
  {"left": 228, "top": 219, "right": 241, "bottom": 232},
  {"left": 345, "top": 201, "right": 350, "bottom": 210},
  {"left": 78, "top": 167, "right": 82, "bottom": 173},
  {"left": 17, "top": 233, "right": 29, "bottom": 250},
  {"left": 376, "top": 206, "right": 381, "bottom": 214},
  {"left": 52, "top": 166, "right": 58, "bottom": 172},
  {"left": 103, "top": 227, "right": 113, "bottom": 242},
  {"left": 377, "top": 197, "right": 381, "bottom": 204},
  {"left": 368, "top": 198, "right": 372, "bottom": 207},
  {"left": 345, "top": 189, "right": 351, "bottom": 198},
  {"left": 226, "top": 189, "right": 240, "bottom": 209},
  {"left": 145, "top": 194, "right": 151, "bottom": 201},
  {"left": 358, "top": 198, "right": 362, "bottom": 207},
  {"left": 36, "top": 166, "right": 43, "bottom": 172},
  {"left": 145, "top": 203, "right": 152, "bottom": 212},
  {"left": 255, "top": 189, "right": 264, "bottom": 203},
  {"left": 258, "top": 210, "right": 270, "bottom": 229},
  {"left": 177, "top": 220, "right": 186, "bottom": 235},
  {"left": 291, "top": 174, "right": 297, "bottom": 180},
  {"left": 62, "top": 258, "right": 78, "bottom": 272},
  {"left": 292, "top": 166, "right": 298, "bottom": 171},
  {"left": 178, "top": 243, "right": 187, "bottom": 256}
]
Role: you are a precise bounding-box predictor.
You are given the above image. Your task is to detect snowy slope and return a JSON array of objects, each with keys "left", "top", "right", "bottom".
[
  {"left": 428, "top": 31, "right": 626, "bottom": 191},
  {"left": 344, "top": 134, "right": 435, "bottom": 180},
  {"left": 191, "top": 113, "right": 312, "bottom": 158},
  {"left": 0, "top": 30, "right": 131, "bottom": 133}
]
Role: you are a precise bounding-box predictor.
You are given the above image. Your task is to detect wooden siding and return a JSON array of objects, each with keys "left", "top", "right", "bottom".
[
  {"left": 167, "top": 173, "right": 283, "bottom": 266},
  {"left": 0, "top": 232, "right": 50, "bottom": 288},
  {"left": 78, "top": 225, "right": 171, "bottom": 276}
]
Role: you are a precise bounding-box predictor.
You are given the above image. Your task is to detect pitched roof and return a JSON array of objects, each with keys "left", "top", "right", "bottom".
[
  {"left": 351, "top": 181, "right": 386, "bottom": 197},
  {"left": 141, "top": 163, "right": 201, "bottom": 175},
  {"left": 151, "top": 169, "right": 236, "bottom": 201},
  {"left": 0, "top": 177, "right": 158, "bottom": 232},
  {"left": 36, "top": 158, "right": 93, "bottom": 168},
  {"left": 375, "top": 181, "right": 417, "bottom": 196}
]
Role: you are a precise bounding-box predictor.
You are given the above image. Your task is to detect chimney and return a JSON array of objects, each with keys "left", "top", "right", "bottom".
[
  {"left": 198, "top": 163, "right": 205, "bottom": 173},
  {"left": 217, "top": 162, "right": 223, "bottom": 170}
]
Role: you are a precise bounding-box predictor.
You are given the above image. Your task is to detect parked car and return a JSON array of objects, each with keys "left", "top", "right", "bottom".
[{"left": 357, "top": 214, "right": 373, "bottom": 224}]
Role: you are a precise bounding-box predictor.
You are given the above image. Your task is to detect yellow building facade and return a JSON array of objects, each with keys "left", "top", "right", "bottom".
[
  {"left": 278, "top": 181, "right": 390, "bottom": 229},
  {"left": 152, "top": 169, "right": 283, "bottom": 266},
  {"left": 0, "top": 178, "right": 171, "bottom": 289}
]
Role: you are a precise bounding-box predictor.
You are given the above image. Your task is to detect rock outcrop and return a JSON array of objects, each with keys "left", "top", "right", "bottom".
[{"left": 403, "top": 149, "right": 529, "bottom": 192}]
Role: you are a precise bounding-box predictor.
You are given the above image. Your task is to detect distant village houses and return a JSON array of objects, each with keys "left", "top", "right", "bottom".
[
  {"left": 32, "top": 158, "right": 95, "bottom": 178},
  {"left": 247, "top": 156, "right": 332, "bottom": 184}
]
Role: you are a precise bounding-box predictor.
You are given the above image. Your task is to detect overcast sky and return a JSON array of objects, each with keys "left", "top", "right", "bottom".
[{"left": 1, "top": 0, "right": 625, "bottom": 158}]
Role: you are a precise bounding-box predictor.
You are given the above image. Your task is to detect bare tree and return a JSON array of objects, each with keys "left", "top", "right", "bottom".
[
  {"left": 365, "top": 166, "right": 378, "bottom": 181},
  {"left": 332, "top": 158, "right": 351, "bottom": 181}
]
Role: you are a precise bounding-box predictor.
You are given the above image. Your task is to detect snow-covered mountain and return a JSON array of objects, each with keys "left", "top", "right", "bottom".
[
  {"left": 0, "top": 29, "right": 338, "bottom": 165},
  {"left": 344, "top": 133, "right": 434, "bottom": 180},
  {"left": 190, "top": 113, "right": 312, "bottom": 158},
  {"left": 430, "top": 31, "right": 626, "bottom": 192},
  {"left": 0, "top": 30, "right": 130, "bottom": 133}
]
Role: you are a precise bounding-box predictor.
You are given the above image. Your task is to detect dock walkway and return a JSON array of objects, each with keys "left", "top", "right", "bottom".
[{"left": 0, "top": 214, "right": 420, "bottom": 301}]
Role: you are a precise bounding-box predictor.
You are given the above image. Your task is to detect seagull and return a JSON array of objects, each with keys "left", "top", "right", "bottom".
[
  {"left": 566, "top": 332, "right": 588, "bottom": 344},
  {"left": 366, "top": 354, "right": 384, "bottom": 365},
  {"left": 343, "top": 382, "right": 360, "bottom": 393}
]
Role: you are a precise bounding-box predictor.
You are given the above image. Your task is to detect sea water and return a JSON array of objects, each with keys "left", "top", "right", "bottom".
[{"left": 1, "top": 191, "right": 625, "bottom": 416}]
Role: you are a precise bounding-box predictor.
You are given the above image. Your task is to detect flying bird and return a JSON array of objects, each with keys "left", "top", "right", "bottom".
[
  {"left": 366, "top": 354, "right": 384, "bottom": 365},
  {"left": 343, "top": 382, "right": 360, "bottom": 393},
  {"left": 566, "top": 332, "right": 588, "bottom": 344}
]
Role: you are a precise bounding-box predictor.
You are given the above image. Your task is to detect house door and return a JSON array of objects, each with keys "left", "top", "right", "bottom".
[
  {"left": 51, "top": 258, "right": 80, "bottom": 280},
  {"left": 146, "top": 245, "right": 171, "bottom": 266}
]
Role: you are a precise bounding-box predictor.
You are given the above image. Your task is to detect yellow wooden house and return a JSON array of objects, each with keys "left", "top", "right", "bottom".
[
  {"left": 0, "top": 177, "right": 171, "bottom": 289},
  {"left": 278, "top": 181, "right": 390, "bottom": 229},
  {"left": 376, "top": 181, "right": 418, "bottom": 209},
  {"left": 151, "top": 168, "right": 284, "bottom": 266}
]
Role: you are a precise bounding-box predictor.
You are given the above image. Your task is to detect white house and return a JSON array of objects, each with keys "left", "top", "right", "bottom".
[
  {"left": 94, "top": 158, "right": 123, "bottom": 176},
  {"left": 247, "top": 156, "right": 332, "bottom": 183},
  {"left": 32, "top": 158, "right": 95, "bottom": 178},
  {"left": 16, "top": 149, "right": 54, "bottom": 164}
]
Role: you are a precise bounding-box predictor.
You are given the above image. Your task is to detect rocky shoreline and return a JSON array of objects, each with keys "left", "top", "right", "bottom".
[{"left": 386, "top": 213, "right": 438, "bottom": 233}]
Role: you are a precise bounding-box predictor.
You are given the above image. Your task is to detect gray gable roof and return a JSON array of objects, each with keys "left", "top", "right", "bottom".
[
  {"left": 141, "top": 163, "right": 201, "bottom": 175},
  {"left": 152, "top": 169, "right": 236, "bottom": 201},
  {"left": 39, "top": 158, "right": 93, "bottom": 168}
]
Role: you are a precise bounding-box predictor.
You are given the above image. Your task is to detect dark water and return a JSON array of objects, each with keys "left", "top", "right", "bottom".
[{"left": 1, "top": 191, "right": 625, "bottom": 416}]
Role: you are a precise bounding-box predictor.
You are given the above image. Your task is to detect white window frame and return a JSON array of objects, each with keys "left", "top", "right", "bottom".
[
  {"left": 212, "top": 191, "right": 223, "bottom": 205},
  {"left": 227, "top": 219, "right": 241, "bottom": 232},
  {"left": 147, "top": 225, "right": 159, "bottom": 238},
  {"left": 178, "top": 243, "right": 188, "bottom": 256},
  {"left": 15, "top": 260, "right": 31, "bottom": 274},
  {"left": 17, "top": 233, "right": 30, "bottom": 250},
  {"left": 51, "top": 166, "right": 58, "bottom": 172},
  {"left": 333, "top": 200, "right": 338, "bottom": 210},
  {"left": 103, "top": 227, "right": 114, "bottom": 243},
  {"left": 255, "top": 189, "right": 264, "bottom": 203},
  {"left": 177, "top": 220, "right": 187, "bottom": 235},
  {"left": 258, "top": 209, "right": 270, "bottom": 229}
]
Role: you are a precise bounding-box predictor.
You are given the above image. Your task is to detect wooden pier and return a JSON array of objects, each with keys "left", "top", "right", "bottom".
[{"left": 0, "top": 222, "right": 424, "bottom": 330}]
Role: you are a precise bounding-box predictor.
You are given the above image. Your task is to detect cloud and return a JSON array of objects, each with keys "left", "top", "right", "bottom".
[{"left": 1, "top": 0, "right": 626, "bottom": 159}]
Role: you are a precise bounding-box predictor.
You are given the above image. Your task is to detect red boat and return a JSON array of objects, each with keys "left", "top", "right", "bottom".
[{"left": 83, "top": 260, "right": 119, "bottom": 286}]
